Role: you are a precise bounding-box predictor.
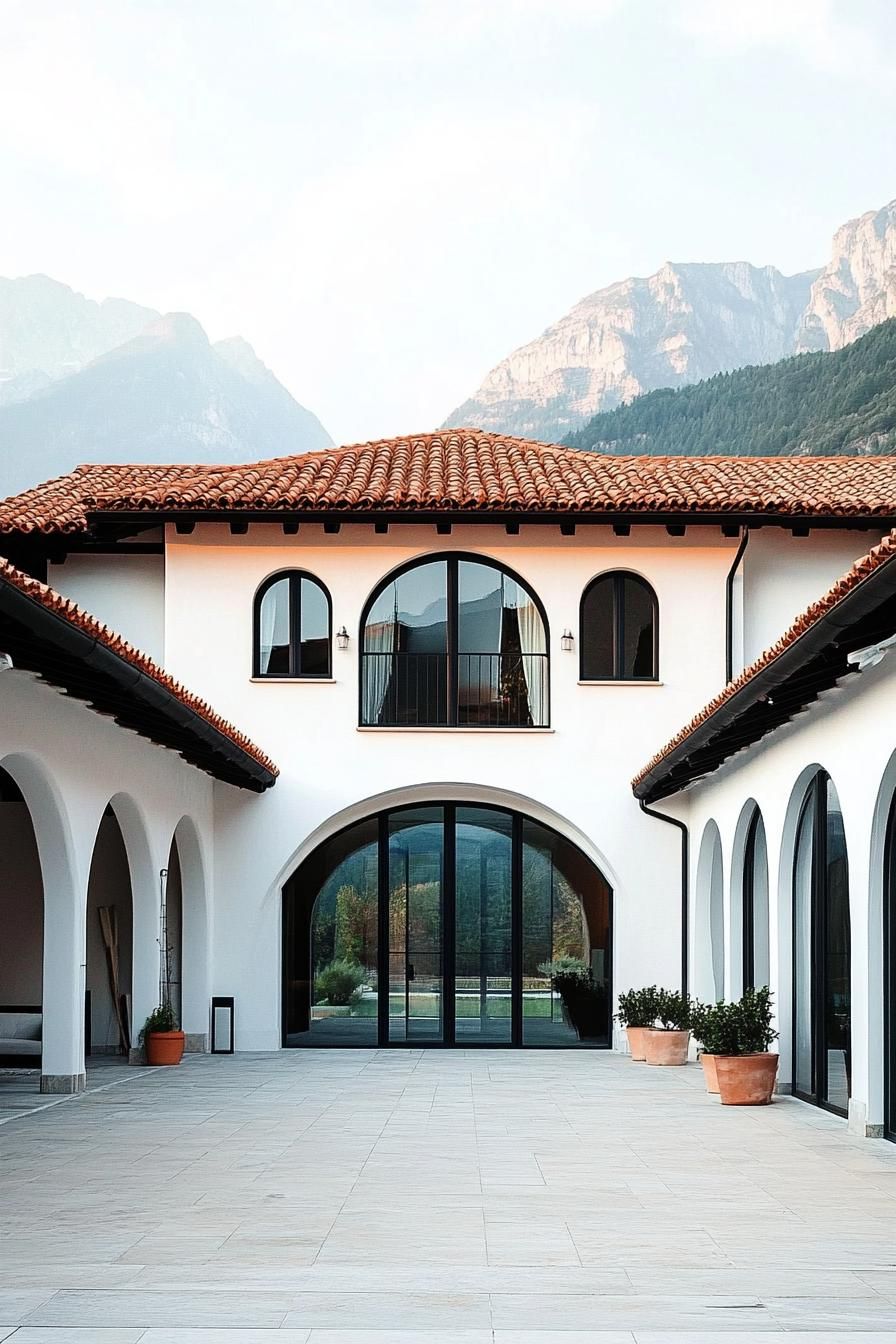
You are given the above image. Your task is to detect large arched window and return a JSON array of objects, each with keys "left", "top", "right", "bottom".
[
  {"left": 580, "top": 571, "right": 658, "bottom": 681},
  {"left": 254, "top": 570, "right": 331, "bottom": 679},
  {"left": 793, "top": 771, "right": 850, "bottom": 1115},
  {"left": 360, "top": 554, "right": 549, "bottom": 727}
]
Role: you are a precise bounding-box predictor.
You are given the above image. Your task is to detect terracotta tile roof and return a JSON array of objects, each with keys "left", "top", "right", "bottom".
[
  {"left": 632, "top": 529, "right": 896, "bottom": 798},
  {"left": 0, "top": 558, "right": 278, "bottom": 789},
  {"left": 6, "top": 432, "right": 896, "bottom": 535}
]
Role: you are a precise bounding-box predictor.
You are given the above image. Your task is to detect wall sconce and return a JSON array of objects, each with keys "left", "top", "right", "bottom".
[
  {"left": 561, "top": 629, "right": 574, "bottom": 652},
  {"left": 336, "top": 626, "right": 350, "bottom": 650}
]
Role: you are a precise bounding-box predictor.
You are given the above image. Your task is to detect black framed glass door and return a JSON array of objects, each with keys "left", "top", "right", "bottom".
[
  {"left": 792, "top": 773, "right": 851, "bottom": 1116},
  {"left": 885, "top": 793, "right": 896, "bottom": 1143},
  {"left": 283, "top": 802, "right": 612, "bottom": 1048}
]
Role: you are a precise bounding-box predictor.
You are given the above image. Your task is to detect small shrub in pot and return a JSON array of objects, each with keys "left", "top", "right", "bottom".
[
  {"left": 140, "top": 1001, "right": 185, "bottom": 1066},
  {"left": 615, "top": 986, "right": 660, "bottom": 1061},
  {"left": 714, "top": 987, "right": 779, "bottom": 1105},
  {"left": 644, "top": 988, "right": 691, "bottom": 1066},
  {"left": 539, "top": 957, "right": 608, "bottom": 1040}
]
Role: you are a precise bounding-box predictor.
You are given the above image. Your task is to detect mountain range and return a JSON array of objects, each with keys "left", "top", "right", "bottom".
[
  {"left": 0, "top": 276, "right": 331, "bottom": 497},
  {"left": 444, "top": 198, "right": 896, "bottom": 442}
]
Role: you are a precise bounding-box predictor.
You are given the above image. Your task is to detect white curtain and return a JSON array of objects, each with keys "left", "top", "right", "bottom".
[
  {"left": 517, "top": 596, "right": 547, "bottom": 725},
  {"left": 363, "top": 618, "right": 397, "bottom": 723},
  {"left": 259, "top": 581, "right": 288, "bottom": 674}
]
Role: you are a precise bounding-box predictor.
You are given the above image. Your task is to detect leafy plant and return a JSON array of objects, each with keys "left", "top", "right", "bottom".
[
  {"left": 615, "top": 985, "right": 661, "bottom": 1028},
  {"left": 539, "top": 957, "right": 607, "bottom": 1040},
  {"left": 314, "top": 958, "right": 366, "bottom": 1006},
  {"left": 139, "top": 1001, "right": 179, "bottom": 1043},
  {"left": 538, "top": 955, "right": 590, "bottom": 994},
  {"left": 692, "top": 987, "right": 778, "bottom": 1056},
  {"left": 655, "top": 988, "right": 691, "bottom": 1031}
]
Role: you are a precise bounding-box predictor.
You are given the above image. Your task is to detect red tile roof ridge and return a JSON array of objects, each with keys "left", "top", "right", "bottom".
[
  {"left": 0, "top": 557, "right": 279, "bottom": 779},
  {"left": 631, "top": 528, "right": 896, "bottom": 792}
]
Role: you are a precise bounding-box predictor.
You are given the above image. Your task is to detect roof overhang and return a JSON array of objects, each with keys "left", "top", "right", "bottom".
[
  {"left": 633, "top": 551, "right": 896, "bottom": 804},
  {"left": 0, "top": 577, "right": 277, "bottom": 793}
]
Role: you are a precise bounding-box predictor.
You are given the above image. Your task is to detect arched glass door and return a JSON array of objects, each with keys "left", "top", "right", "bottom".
[
  {"left": 793, "top": 773, "right": 851, "bottom": 1115},
  {"left": 884, "top": 793, "right": 896, "bottom": 1143},
  {"left": 282, "top": 803, "right": 612, "bottom": 1048}
]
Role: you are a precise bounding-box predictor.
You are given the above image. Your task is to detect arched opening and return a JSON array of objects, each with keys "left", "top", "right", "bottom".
[
  {"left": 163, "top": 816, "right": 208, "bottom": 1048},
  {"left": 793, "top": 771, "right": 850, "bottom": 1116},
  {"left": 254, "top": 569, "right": 332, "bottom": 679},
  {"left": 85, "top": 806, "right": 134, "bottom": 1056},
  {"left": 360, "top": 554, "right": 549, "bottom": 727},
  {"left": 695, "top": 820, "right": 724, "bottom": 1002},
  {"left": 739, "top": 805, "right": 770, "bottom": 994},
  {"left": 882, "top": 789, "right": 896, "bottom": 1142},
  {"left": 579, "top": 570, "right": 658, "bottom": 682},
  {"left": 0, "top": 765, "right": 44, "bottom": 1071},
  {"left": 162, "top": 838, "right": 184, "bottom": 1027},
  {"left": 283, "top": 801, "right": 612, "bottom": 1048}
]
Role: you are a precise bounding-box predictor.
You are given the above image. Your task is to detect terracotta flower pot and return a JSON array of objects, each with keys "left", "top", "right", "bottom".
[
  {"left": 700, "top": 1052, "right": 720, "bottom": 1093},
  {"left": 626, "top": 1026, "right": 651, "bottom": 1061},
  {"left": 715, "top": 1052, "right": 778, "bottom": 1105},
  {"left": 146, "top": 1030, "right": 185, "bottom": 1066},
  {"left": 644, "top": 1028, "right": 690, "bottom": 1066}
]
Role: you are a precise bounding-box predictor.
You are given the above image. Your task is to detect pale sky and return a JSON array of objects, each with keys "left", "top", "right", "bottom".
[{"left": 1, "top": 0, "right": 895, "bottom": 444}]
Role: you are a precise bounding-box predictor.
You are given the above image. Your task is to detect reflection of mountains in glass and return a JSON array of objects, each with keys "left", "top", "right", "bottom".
[{"left": 395, "top": 586, "right": 511, "bottom": 653}]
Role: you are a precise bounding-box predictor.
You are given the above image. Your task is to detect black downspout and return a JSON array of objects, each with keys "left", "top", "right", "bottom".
[
  {"left": 725, "top": 528, "right": 750, "bottom": 684},
  {"left": 639, "top": 799, "right": 689, "bottom": 996}
]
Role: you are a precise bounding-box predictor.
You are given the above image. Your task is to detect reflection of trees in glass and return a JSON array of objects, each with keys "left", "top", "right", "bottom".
[
  {"left": 311, "top": 845, "right": 377, "bottom": 977},
  {"left": 521, "top": 842, "right": 585, "bottom": 978},
  {"left": 335, "top": 884, "right": 375, "bottom": 964}
]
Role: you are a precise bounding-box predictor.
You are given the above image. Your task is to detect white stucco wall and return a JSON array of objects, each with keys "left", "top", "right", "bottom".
[
  {"left": 0, "top": 668, "right": 214, "bottom": 1086},
  {"left": 673, "top": 652, "right": 896, "bottom": 1136},
  {"left": 48, "top": 551, "right": 166, "bottom": 663}
]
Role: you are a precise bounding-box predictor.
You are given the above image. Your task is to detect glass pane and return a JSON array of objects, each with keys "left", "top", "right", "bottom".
[
  {"left": 455, "top": 807, "right": 513, "bottom": 1042},
  {"left": 824, "top": 780, "right": 850, "bottom": 1112},
  {"left": 299, "top": 578, "right": 329, "bottom": 675},
  {"left": 522, "top": 819, "right": 611, "bottom": 1045},
  {"left": 581, "top": 577, "right": 614, "bottom": 680},
  {"left": 283, "top": 817, "right": 378, "bottom": 1045},
  {"left": 794, "top": 792, "right": 815, "bottom": 1098},
  {"left": 887, "top": 804, "right": 896, "bottom": 1139},
  {"left": 258, "top": 577, "right": 291, "bottom": 675},
  {"left": 388, "top": 808, "right": 444, "bottom": 1042},
  {"left": 621, "top": 577, "right": 656, "bottom": 679},
  {"left": 457, "top": 561, "right": 547, "bottom": 726},
  {"left": 363, "top": 561, "right": 448, "bottom": 725}
]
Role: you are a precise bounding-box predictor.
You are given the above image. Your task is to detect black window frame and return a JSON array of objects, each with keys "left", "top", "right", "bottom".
[
  {"left": 253, "top": 569, "right": 332, "bottom": 680},
  {"left": 579, "top": 570, "right": 659, "bottom": 682},
  {"left": 358, "top": 552, "right": 550, "bottom": 728},
  {"left": 742, "top": 807, "right": 762, "bottom": 993}
]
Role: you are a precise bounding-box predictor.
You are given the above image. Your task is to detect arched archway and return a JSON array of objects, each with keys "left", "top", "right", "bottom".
[
  {"left": 731, "top": 801, "right": 769, "bottom": 998},
  {"left": 0, "top": 765, "right": 44, "bottom": 1070},
  {"left": 282, "top": 798, "right": 612, "bottom": 1049},
  {"left": 166, "top": 816, "right": 209, "bottom": 1047},
  {"left": 869, "top": 750, "right": 896, "bottom": 1141},
  {"left": 694, "top": 821, "right": 724, "bottom": 1002},
  {"left": 85, "top": 806, "right": 134, "bottom": 1055}
]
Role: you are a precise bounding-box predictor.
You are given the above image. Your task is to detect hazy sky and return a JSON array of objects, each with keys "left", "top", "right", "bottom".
[{"left": 2, "top": 0, "right": 895, "bottom": 444}]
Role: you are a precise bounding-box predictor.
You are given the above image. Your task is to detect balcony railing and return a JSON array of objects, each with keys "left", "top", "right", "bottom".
[{"left": 361, "top": 651, "right": 549, "bottom": 728}]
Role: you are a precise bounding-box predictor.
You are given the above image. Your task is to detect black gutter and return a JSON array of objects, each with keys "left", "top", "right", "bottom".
[
  {"left": 0, "top": 579, "right": 276, "bottom": 793},
  {"left": 634, "top": 549, "right": 896, "bottom": 805},
  {"left": 724, "top": 528, "right": 749, "bottom": 684},
  {"left": 639, "top": 799, "right": 689, "bottom": 995}
]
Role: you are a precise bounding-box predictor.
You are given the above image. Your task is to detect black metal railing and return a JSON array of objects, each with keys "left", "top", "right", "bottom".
[{"left": 361, "top": 651, "right": 549, "bottom": 727}]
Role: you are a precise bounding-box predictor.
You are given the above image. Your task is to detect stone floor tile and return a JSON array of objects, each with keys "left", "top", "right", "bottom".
[{"left": 11, "top": 1331, "right": 147, "bottom": 1343}]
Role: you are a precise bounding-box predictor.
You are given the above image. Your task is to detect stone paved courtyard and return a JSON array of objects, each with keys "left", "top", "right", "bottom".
[{"left": 2, "top": 1050, "right": 896, "bottom": 1342}]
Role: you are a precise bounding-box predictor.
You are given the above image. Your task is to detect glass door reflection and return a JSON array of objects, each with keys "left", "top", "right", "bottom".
[
  {"left": 388, "top": 808, "right": 444, "bottom": 1042},
  {"left": 455, "top": 808, "right": 513, "bottom": 1042}
]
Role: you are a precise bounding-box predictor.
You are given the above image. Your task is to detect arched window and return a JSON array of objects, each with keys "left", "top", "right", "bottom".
[
  {"left": 793, "top": 771, "right": 850, "bottom": 1115},
  {"left": 742, "top": 808, "right": 769, "bottom": 992},
  {"left": 360, "top": 554, "right": 548, "bottom": 727},
  {"left": 580, "top": 572, "right": 657, "bottom": 681},
  {"left": 254, "top": 571, "right": 331, "bottom": 679}
]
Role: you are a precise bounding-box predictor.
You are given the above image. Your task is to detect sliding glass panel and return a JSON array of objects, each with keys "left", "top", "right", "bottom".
[
  {"left": 299, "top": 577, "right": 329, "bottom": 675},
  {"left": 388, "top": 808, "right": 444, "bottom": 1042},
  {"left": 824, "top": 780, "right": 850, "bottom": 1112},
  {"left": 455, "top": 807, "right": 513, "bottom": 1041},
  {"left": 258, "top": 576, "right": 291, "bottom": 675},
  {"left": 793, "top": 793, "right": 815, "bottom": 1098},
  {"left": 283, "top": 817, "right": 378, "bottom": 1045},
  {"left": 522, "top": 819, "right": 611, "bottom": 1045}
]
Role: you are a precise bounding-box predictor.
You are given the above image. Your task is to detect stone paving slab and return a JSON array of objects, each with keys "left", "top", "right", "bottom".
[{"left": 2, "top": 1049, "right": 896, "bottom": 1338}]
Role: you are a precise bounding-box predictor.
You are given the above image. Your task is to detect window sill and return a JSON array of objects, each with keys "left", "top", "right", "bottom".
[
  {"left": 250, "top": 677, "right": 337, "bottom": 684},
  {"left": 357, "top": 726, "right": 555, "bottom": 734},
  {"left": 578, "top": 680, "right": 664, "bottom": 687}
]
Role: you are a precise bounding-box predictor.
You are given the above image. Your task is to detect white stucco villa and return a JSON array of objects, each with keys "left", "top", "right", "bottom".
[{"left": 1, "top": 430, "right": 895, "bottom": 1142}]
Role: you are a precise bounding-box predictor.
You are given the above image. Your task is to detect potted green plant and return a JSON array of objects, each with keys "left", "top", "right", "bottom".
[
  {"left": 139, "top": 1001, "right": 184, "bottom": 1066},
  {"left": 538, "top": 956, "right": 608, "bottom": 1040},
  {"left": 644, "top": 988, "right": 691, "bottom": 1066},
  {"left": 714, "top": 987, "right": 779, "bottom": 1105},
  {"left": 690, "top": 999, "right": 738, "bottom": 1092},
  {"left": 615, "top": 986, "right": 660, "bottom": 1060}
]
